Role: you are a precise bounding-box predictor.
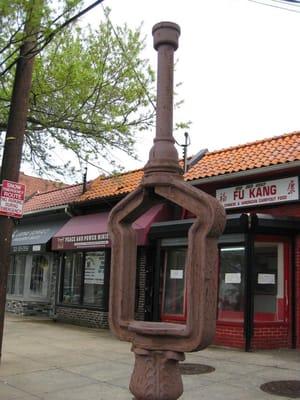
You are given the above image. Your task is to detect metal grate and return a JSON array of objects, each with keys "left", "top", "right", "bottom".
[
  {"left": 260, "top": 381, "right": 300, "bottom": 398},
  {"left": 179, "top": 363, "right": 215, "bottom": 375}
]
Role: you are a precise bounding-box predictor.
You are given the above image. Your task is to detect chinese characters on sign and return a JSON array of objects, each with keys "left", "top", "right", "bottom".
[
  {"left": 216, "top": 177, "right": 299, "bottom": 209},
  {"left": 0, "top": 180, "right": 26, "bottom": 218}
]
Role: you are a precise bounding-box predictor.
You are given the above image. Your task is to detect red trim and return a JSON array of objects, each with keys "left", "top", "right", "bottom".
[
  {"left": 218, "top": 310, "right": 244, "bottom": 322},
  {"left": 254, "top": 235, "right": 290, "bottom": 324},
  {"left": 161, "top": 248, "right": 187, "bottom": 323}
]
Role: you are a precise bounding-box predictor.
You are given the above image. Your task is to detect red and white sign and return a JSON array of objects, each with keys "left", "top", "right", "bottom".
[
  {"left": 0, "top": 180, "right": 26, "bottom": 218},
  {"left": 216, "top": 177, "right": 299, "bottom": 209}
]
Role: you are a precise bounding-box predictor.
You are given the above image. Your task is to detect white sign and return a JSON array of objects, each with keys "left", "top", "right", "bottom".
[
  {"left": 32, "top": 245, "right": 41, "bottom": 252},
  {"left": 216, "top": 177, "right": 299, "bottom": 209},
  {"left": 84, "top": 253, "right": 105, "bottom": 284},
  {"left": 170, "top": 269, "right": 184, "bottom": 280},
  {"left": 225, "top": 273, "right": 241, "bottom": 284},
  {"left": 258, "top": 274, "right": 276, "bottom": 284},
  {"left": 0, "top": 180, "right": 26, "bottom": 218}
]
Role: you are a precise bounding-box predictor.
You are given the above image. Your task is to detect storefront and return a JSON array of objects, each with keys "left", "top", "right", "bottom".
[
  {"left": 6, "top": 215, "right": 67, "bottom": 315},
  {"left": 144, "top": 175, "right": 300, "bottom": 350},
  {"left": 52, "top": 205, "right": 170, "bottom": 328}
]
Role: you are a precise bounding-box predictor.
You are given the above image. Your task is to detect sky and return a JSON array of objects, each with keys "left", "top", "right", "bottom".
[
  {"left": 76, "top": 0, "right": 300, "bottom": 181},
  {"left": 26, "top": 0, "right": 300, "bottom": 182}
]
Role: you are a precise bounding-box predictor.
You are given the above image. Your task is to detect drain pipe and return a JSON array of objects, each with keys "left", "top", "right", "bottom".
[{"left": 244, "top": 213, "right": 255, "bottom": 352}]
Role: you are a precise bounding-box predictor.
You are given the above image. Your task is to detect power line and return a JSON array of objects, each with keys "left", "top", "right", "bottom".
[
  {"left": 0, "top": 0, "right": 105, "bottom": 77},
  {"left": 270, "top": 0, "right": 300, "bottom": 7},
  {"left": 248, "top": 0, "right": 300, "bottom": 12}
]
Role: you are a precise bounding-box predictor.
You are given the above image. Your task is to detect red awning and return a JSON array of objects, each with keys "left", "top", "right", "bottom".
[{"left": 52, "top": 204, "right": 169, "bottom": 250}]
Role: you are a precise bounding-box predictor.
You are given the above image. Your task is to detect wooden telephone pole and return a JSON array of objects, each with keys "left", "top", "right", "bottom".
[{"left": 0, "top": 0, "right": 42, "bottom": 360}]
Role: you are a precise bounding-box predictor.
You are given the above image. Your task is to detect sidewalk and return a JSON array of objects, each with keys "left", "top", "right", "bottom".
[{"left": 0, "top": 314, "right": 299, "bottom": 400}]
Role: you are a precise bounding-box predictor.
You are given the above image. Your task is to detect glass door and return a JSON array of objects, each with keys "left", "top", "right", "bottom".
[
  {"left": 161, "top": 247, "right": 187, "bottom": 322},
  {"left": 253, "top": 240, "right": 289, "bottom": 322},
  {"left": 218, "top": 246, "right": 245, "bottom": 322}
]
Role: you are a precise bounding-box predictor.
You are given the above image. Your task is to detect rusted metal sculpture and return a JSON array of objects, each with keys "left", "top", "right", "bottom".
[{"left": 108, "top": 21, "right": 226, "bottom": 400}]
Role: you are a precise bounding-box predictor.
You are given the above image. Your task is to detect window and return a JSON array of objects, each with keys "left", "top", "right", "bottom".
[
  {"left": 7, "top": 255, "right": 26, "bottom": 296},
  {"left": 253, "top": 242, "right": 286, "bottom": 322},
  {"left": 30, "top": 255, "right": 50, "bottom": 297},
  {"left": 83, "top": 252, "right": 105, "bottom": 305},
  {"left": 62, "top": 253, "right": 83, "bottom": 304},
  {"left": 161, "top": 248, "right": 187, "bottom": 319},
  {"left": 218, "top": 246, "right": 245, "bottom": 321},
  {"left": 60, "top": 251, "right": 108, "bottom": 308}
]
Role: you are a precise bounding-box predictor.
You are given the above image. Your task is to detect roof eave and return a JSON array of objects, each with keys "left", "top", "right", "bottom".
[
  {"left": 188, "top": 160, "right": 300, "bottom": 187},
  {"left": 23, "top": 204, "right": 73, "bottom": 217}
]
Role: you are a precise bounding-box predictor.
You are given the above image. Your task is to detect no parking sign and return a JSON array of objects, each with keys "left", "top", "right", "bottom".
[{"left": 0, "top": 180, "right": 26, "bottom": 218}]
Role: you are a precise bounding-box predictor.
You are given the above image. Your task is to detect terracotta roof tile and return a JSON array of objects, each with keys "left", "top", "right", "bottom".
[
  {"left": 78, "top": 169, "right": 144, "bottom": 203},
  {"left": 72, "top": 131, "right": 300, "bottom": 204},
  {"left": 24, "top": 183, "right": 84, "bottom": 213},
  {"left": 185, "top": 131, "right": 300, "bottom": 181},
  {"left": 19, "top": 172, "right": 68, "bottom": 198}
]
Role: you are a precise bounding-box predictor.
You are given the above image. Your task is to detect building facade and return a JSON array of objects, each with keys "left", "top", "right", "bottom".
[
  {"left": 6, "top": 131, "right": 300, "bottom": 350},
  {"left": 6, "top": 184, "right": 83, "bottom": 316}
]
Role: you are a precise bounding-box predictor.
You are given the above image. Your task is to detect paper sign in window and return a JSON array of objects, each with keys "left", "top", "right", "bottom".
[
  {"left": 225, "top": 273, "right": 241, "bottom": 284},
  {"left": 258, "top": 273, "right": 275, "bottom": 284},
  {"left": 170, "top": 269, "right": 183, "bottom": 279}
]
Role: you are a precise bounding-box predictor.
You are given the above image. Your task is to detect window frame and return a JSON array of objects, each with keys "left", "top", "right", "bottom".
[
  {"left": 217, "top": 243, "right": 246, "bottom": 323},
  {"left": 160, "top": 246, "right": 187, "bottom": 323},
  {"left": 253, "top": 235, "right": 290, "bottom": 324},
  {"left": 58, "top": 249, "right": 110, "bottom": 311},
  {"left": 7, "top": 254, "right": 27, "bottom": 297},
  {"left": 29, "top": 254, "right": 50, "bottom": 298}
]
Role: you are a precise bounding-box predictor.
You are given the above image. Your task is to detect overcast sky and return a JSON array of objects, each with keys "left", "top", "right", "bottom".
[{"left": 78, "top": 0, "right": 300, "bottom": 179}]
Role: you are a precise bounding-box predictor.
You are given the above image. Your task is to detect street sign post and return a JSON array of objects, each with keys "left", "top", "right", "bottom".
[{"left": 0, "top": 180, "right": 26, "bottom": 218}]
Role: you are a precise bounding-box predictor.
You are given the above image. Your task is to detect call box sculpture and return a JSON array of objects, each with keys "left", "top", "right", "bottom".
[{"left": 108, "top": 22, "right": 226, "bottom": 400}]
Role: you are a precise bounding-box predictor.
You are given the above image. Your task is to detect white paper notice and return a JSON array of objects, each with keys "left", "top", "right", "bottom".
[
  {"left": 170, "top": 269, "right": 183, "bottom": 280},
  {"left": 258, "top": 274, "right": 275, "bottom": 284},
  {"left": 225, "top": 273, "right": 241, "bottom": 284}
]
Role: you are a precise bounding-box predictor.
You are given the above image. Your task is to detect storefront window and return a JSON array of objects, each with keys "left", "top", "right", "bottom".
[
  {"left": 30, "top": 255, "right": 50, "bottom": 297},
  {"left": 162, "top": 248, "right": 186, "bottom": 317},
  {"left": 83, "top": 252, "right": 105, "bottom": 305},
  {"left": 61, "top": 251, "right": 108, "bottom": 308},
  {"left": 218, "top": 246, "right": 245, "bottom": 321},
  {"left": 8, "top": 255, "right": 26, "bottom": 295},
  {"left": 62, "top": 253, "right": 82, "bottom": 304},
  {"left": 254, "top": 242, "right": 285, "bottom": 322}
]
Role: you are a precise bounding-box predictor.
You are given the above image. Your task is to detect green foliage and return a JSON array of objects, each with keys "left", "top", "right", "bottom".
[{"left": 0, "top": 1, "right": 155, "bottom": 179}]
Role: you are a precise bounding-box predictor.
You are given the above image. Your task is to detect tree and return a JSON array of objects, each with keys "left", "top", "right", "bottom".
[
  {"left": 0, "top": 0, "right": 46, "bottom": 360},
  {"left": 0, "top": 2, "right": 156, "bottom": 178}
]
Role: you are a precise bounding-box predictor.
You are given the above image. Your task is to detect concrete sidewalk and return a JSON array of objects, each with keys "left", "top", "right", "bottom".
[{"left": 0, "top": 314, "right": 299, "bottom": 400}]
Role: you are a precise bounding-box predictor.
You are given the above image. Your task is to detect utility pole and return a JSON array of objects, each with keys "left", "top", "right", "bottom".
[{"left": 0, "top": 0, "right": 43, "bottom": 360}]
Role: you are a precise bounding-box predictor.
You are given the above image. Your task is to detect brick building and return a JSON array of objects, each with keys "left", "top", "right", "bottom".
[
  {"left": 6, "top": 131, "right": 300, "bottom": 351},
  {"left": 6, "top": 184, "right": 83, "bottom": 315},
  {"left": 49, "top": 131, "right": 300, "bottom": 351}
]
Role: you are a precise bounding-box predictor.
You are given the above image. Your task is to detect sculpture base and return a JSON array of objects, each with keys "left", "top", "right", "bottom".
[{"left": 130, "top": 347, "right": 185, "bottom": 400}]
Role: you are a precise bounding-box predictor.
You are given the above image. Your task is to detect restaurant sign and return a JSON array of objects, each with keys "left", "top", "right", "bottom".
[
  {"left": 52, "top": 232, "right": 110, "bottom": 250},
  {"left": 216, "top": 176, "right": 299, "bottom": 209}
]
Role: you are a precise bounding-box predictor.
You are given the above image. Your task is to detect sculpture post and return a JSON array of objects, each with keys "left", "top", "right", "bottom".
[{"left": 108, "top": 22, "right": 226, "bottom": 400}]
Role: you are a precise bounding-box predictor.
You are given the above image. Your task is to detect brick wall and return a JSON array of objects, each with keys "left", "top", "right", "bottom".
[
  {"left": 6, "top": 299, "right": 51, "bottom": 316},
  {"left": 296, "top": 235, "right": 300, "bottom": 349},
  {"left": 214, "top": 323, "right": 245, "bottom": 349},
  {"left": 252, "top": 324, "right": 290, "bottom": 350},
  {"left": 214, "top": 321, "right": 292, "bottom": 350},
  {"left": 55, "top": 306, "right": 109, "bottom": 328}
]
